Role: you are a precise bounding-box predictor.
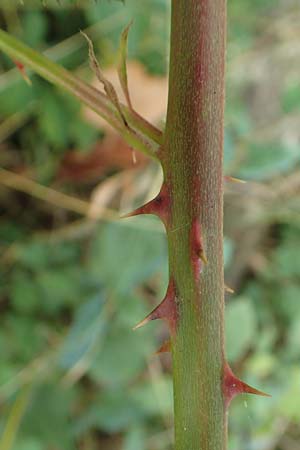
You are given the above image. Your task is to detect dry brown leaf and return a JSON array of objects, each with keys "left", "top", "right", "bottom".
[{"left": 84, "top": 61, "right": 168, "bottom": 131}]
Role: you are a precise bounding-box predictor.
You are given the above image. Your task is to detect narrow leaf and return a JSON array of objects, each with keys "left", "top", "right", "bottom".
[
  {"left": 118, "top": 21, "right": 133, "bottom": 109},
  {"left": 80, "top": 31, "right": 128, "bottom": 127}
]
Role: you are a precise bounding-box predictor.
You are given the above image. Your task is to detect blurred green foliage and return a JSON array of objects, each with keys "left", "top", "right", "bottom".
[{"left": 1, "top": 1, "right": 300, "bottom": 450}]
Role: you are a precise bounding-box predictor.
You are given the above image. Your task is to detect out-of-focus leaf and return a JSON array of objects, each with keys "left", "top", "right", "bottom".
[
  {"left": 224, "top": 129, "right": 235, "bottom": 170},
  {"left": 37, "top": 88, "right": 74, "bottom": 149},
  {"left": 10, "top": 271, "right": 40, "bottom": 314},
  {"left": 90, "top": 323, "right": 155, "bottom": 386},
  {"left": 225, "top": 297, "right": 257, "bottom": 361},
  {"left": 21, "top": 12, "right": 48, "bottom": 48},
  {"left": 20, "top": 384, "right": 76, "bottom": 450},
  {"left": 12, "top": 438, "right": 43, "bottom": 450},
  {"left": 58, "top": 294, "right": 107, "bottom": 370},
  {"left": 4, "top": 316, "right": 45, "bottom": 362},
  {"left": 36, "top": 268, "right": 82, "bottom": 314},
  {"left": 123, "top": 426, "right": 147, "bottom": 450},
  {"left": 131, "top": 376, "right": 173, "bottom": 418},
  {"left": 271, "top": 284, "right": 300, "bottom": 324},
  {"left": 224, "top": 237, "right": 234, "bottom": 268},
  {"left": 69, "top": 119, "right": 99, "bottom": 151},
  {"left": 273, "top": 241, "right": 300, "bottom": 278},
  {"left": 237, "top": 143, "right": 299, "bottom": 181},
  {"left": 15, "top": 241, "right": 80, "bottom": 270},
  {"left": 286, "top": 317, "right": 300, "bottom": 360},
  {"left": 0, "top": 81, "right": 34, "bottom": 116},
  {"left": 14, "top": 242, "right": 49, "bottom": 271},
  {"left": 74, "top": 389, "right": 140, "bottom": 435},
  {"left": 89, "top": 220, "right": 167, "bottom": 295},
  {"left": 278, "top": 368, "right": 300, "bottom": 421},
  {"left": 246, "top": 353, "right": 277, "bottom": 378},
  {"left": 281, "top": 81, "right": 300, "bottom": 113}
]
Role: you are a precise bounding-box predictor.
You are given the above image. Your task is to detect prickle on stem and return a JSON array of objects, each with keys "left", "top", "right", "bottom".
[
  {"left": 133, "top": 280, "right": 177, "bottom": 335},
  {"left": 223, "top": 362, "right": 271, "bottom": 408},
  {"left": 225, "top": 284, "right": 234, "bottom": 294},
  {"left": 224, "top": 176, "right": 246, "bottom": 184},
  {"left": 123, "top": 183, "right": 170, "bottom": 225},
  {"left": 190, "top": 218, "right": 207, "bottom": 279},
  {"left": 155, "top": 340, "right": 171, "bottom": 355}
]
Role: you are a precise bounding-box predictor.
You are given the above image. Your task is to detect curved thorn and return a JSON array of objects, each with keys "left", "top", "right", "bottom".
[
  {"left": 132, "top": 315, "right": 152, "bottom": 331},
  {"left": 133, "top": 279, "right": 177, "bottom": 333},
  {"left": 190, "top": 218, "right": 207, "bottom": 277},
  {"left": 198, "top": 248, "right": 208, "bottom": 265},
  {"left": 239, "top": 381, "right": 271, "bottom": 398},
  {"left": 224, "top": 176, "right": 246, "bottom": 184},
  {"left": 155, "top": 340, "right": 171, "bottom": 355},
  {"left": 132, "top": 302, "right": 164, "bottom": 331},
  {"left": 223, "top": 362, "right": 271, "bottom": 408},
  {"left": 225, "top": 284, "right": 234, "bottom": 294},
  {"left": 122, "top": 183, "right": 170, "bottom": 224}
]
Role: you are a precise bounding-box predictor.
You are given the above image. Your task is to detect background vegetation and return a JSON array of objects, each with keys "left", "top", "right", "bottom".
[{"left": 0, "top": 1, "right": 300, "bottom": 449}]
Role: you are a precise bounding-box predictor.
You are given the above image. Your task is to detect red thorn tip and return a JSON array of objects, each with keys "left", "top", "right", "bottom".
[
  {"left": 223, "top": 363, "right": 270, "bottom": 407},
  {"left": 133, "top": 280, "right": 177, "bottom": 333},
  {"left": 225, "top": 285, "right": 234, "bottom": 294},
  {"left": 14, "top": 60, "right": 32, "bottom": 86},
  {"left": 123, "top": 184, "right": 170, "bottom": 224},
  {"left": 224, "top": 176, "right": 246, "bottom": 184},
  {"left": 155, "top": 340, "right": 171, "bottom": 355}
]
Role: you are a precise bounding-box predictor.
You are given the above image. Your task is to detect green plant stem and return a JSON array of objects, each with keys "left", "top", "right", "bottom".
[
  {"left": 0, "top": 29, "right": 162, "bottom": 158},
  {"left": 163, "top": 1, "right": 227, "bottom": 449}
]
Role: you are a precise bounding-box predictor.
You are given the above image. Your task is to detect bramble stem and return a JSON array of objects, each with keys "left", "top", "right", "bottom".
[{"left": 163, "top": 1, "right": 227, "bottom": 449}]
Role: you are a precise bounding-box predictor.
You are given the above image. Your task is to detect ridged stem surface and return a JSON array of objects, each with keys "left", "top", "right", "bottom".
[{"left": 163, "top": 1, "right": 227, "bottom": 449}]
